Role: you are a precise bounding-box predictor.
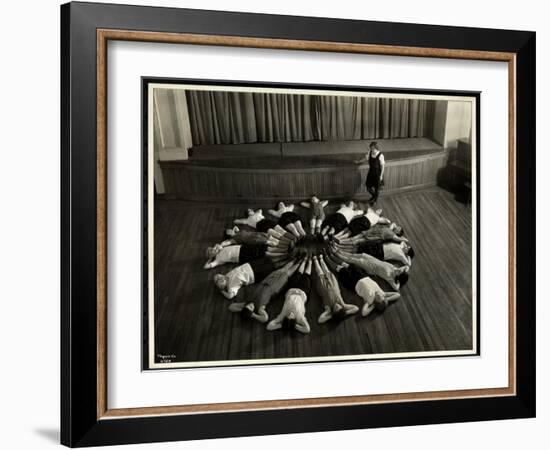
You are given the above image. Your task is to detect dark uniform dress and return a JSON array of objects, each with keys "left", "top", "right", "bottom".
[
  {"left": 286, "top": 271, "right": 312, "bottom": 294},
  {"left": 348, "top": 216, "right": 371, "bottom": 236},
  {"left": 256, "top": 218, "right": 277, "bottom": 233},
  {"left": 238, "top": 244, "right": 268, "bottom": 263},
  {"left": 278, "top": 211, "right": 301, "bottom": 228},
  {"left": 321, "top": 213, "right": 348, "bottom": 234},
  {"left": 336, "top": 265, "right": 368, "bottom": 292},
  {"left": 366, "top": 151, "right": 383, "bottom": 203},
  {"left": 357, "top": 242, "right": 385, "bottom": 261}
]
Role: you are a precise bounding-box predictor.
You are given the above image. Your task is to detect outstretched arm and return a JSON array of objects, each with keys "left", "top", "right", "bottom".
[
  {"left": 234, "top": 218, "right": 248, "bottom": 225},
  {"left": 300, "top": 201, "right": 311, "bottom": 209}
]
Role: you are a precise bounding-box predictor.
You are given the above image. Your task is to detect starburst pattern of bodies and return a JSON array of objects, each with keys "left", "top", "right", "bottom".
[{"left": 208, "top": 200, "right": 413, "bottom": 332}]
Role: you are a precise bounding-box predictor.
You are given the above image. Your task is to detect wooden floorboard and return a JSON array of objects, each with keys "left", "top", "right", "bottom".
[{"left": 152, "top": 187, "right": 473, "bottom": 365}]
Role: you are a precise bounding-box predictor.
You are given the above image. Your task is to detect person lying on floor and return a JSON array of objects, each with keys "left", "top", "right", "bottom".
[
  {"left": 365, "top": 206, "right": 392, "bottom": 226},
  {"left": 324, "top": 252, "right": 401, "bottom": 317},
  {"left": 300, "top": 196, "right": 329, "bottom": 234},
  {"left": 214, "top": 257, "right": 288, "bottom": 300},
  {"left": 332, "top": 206, "right": 392, "bottom": 238},
  {"left": 204, "top": 239, "right": 291, "bottom": 269},
  {"left": 268, "top": 202, "right": 295, "bottom": 217},
  {"left": 234, "top": 209, "right": 277, "bottom": 232},
  {"left": 332, "top": 240, "right": 415, "bottom": 267},
  {"left": 224, "top": 224, "right": 296, "bottom": 247},
  {"left": 233, "top": 209, "right": 301, "bottom": 241},
  {"left": 320, "top": 201, "right": 364, "bottom": 237},
  {"left": 330, "top": 247, "right": 409, "bottom": 291},
  {"left": 222, "top": 226, "right": 269, "bottom": 246},
  {"left": 334, "top": 222, "right": 407, "bottom": 244},
  {"left": 267, "top": 257, "right": 312, "bottom": 333},
  {"left": 228, "top": 259, "right": 301, "bottom": 323},
  {"left": 313, "top": 255, "right": 359, "bottom": 323},
  {"left": 220, "top": 227, "right": 294, "bottom": 250}
]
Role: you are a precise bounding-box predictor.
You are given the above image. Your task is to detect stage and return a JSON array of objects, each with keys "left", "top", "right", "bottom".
[{"left": 160, "top": 137, "right": 451, "bottom": 202}]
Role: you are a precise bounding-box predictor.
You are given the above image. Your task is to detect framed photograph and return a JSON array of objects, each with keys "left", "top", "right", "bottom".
[
  {"left": 143, "top": 79, "right": 480, "bottom": 370},
  {"left": 61, "top": 1, "right": 535, "bottom": 447}
]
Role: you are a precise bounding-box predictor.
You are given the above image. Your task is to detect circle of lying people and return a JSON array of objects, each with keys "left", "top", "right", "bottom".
[{"left": 205, "top": 197, "right": 415, "bottom": 334}]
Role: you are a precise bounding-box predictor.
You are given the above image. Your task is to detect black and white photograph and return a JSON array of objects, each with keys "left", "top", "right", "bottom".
[
  {"left": 1, "top": 0, "right": 542, "bottom": 447},
  {"left": 144, "top": 81, "right": 478, "bottom": 369}
]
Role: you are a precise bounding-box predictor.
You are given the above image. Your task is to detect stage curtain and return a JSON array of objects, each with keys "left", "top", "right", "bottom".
[
  {"left": 187, "top": 91, "right": 435, "bottom": 145},
  {"left": 252, "top": 93, "right": 317, "bottom": 142}
]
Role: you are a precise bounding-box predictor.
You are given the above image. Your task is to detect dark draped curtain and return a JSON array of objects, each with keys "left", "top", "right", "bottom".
[{"left": 187, "top": 91, "right": 434, "bottom": 146}]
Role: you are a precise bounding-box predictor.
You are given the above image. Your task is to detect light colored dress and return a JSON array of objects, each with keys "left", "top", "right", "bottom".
[
  {"left": 354, "top": 253, "right": 395, "bottom": 281},
  {"left": 224, "top": 263, "right": 255, "bottom": 298},
  {"left": 213, "top": 245, "right": 241, "bottom": 265},
  {"left": 355, "top": 277, "right": 384, "bottom": 306}
]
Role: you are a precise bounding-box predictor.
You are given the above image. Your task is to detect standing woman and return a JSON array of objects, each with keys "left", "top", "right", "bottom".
[{"left": 357, "top": 141, "right": 385, "bottom": 205}]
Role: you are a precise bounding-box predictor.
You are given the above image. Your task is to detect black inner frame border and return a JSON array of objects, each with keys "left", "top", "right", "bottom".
[{"left": 61, "top": 2, "right": 535, "bottom": 447}]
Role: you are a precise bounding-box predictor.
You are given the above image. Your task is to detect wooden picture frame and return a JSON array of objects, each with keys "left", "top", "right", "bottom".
[{"left": 61, "top": 1, "right": 535, "bottom": 447}]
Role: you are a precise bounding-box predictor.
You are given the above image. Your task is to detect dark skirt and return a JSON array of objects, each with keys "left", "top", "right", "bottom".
[
  {"left": 348, "top": 216, "right": 371, "bottom": 236},
  {"left": 278, "top": 211, "right": 301, "bottom": 228},
  {"left": 239, "top": 244, "right": 268, "bottom": 263},
  {"left": 249, "top": 258, "right": 277, "bottom": 282},
  {"left": 287, "top": 272, "right": 312, "bottom": 294},
  {"left": 336, "top": 265, "right": 368, "bottom": 291},
  {"left": 358, "top": 242, "right": 384, "bottom": 260},
  {"left": 256, "top": 218, "right": 277, "bottom": 233},
  {"left": 365, "top": 168, "right": 382, "bottom": 189},
  {"left": 321, "top": 213, "right": 348, "bottom": 233}
]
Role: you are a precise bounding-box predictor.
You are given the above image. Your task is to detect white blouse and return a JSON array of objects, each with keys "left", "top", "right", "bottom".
[
  {"left": 225, "top": 263, "right": 255, "bottom": 298},
  {"left": 214, "top": 245, "right": 241, "bottom": 264},
  {"left": 337, "top": 204, "right": 364, "bottom": 223},
  {"left": 355, "top": 276, "right": 384, "bottom": 305}
]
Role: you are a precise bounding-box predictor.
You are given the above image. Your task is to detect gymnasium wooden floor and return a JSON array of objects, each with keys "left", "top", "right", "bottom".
[{"left": 152, "top": 187, "right": 474, "bottom": 366}]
